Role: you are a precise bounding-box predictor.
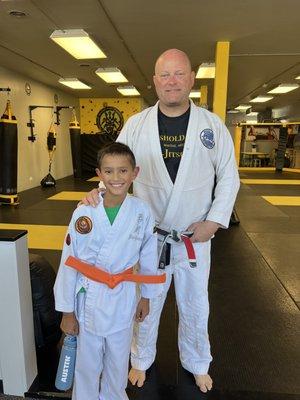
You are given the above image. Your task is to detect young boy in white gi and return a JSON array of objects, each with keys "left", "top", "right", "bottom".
[{"left": 54, "top": 142, "right": 164, "bottom": 400}]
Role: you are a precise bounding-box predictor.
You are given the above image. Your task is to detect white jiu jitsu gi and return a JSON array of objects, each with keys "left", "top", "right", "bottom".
[
  {"left": 54, "top": 194, "right": 161, "bottom": 400},
  {"left": 117, "top": 100, "right": 240, "bottom": 374}
]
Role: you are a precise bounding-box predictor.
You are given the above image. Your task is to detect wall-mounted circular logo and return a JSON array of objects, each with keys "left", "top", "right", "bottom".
[
  {"left": 200, "top": 129, "right": 215, "bottom": 149},
  {"left": 75, "top": 216, "right": 92, "bottom": 234},
  {"left": 96, "top": 105, "right": 124, "bottom": 135}
]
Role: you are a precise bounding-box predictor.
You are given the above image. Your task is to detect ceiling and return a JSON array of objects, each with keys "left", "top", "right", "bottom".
[{"left": 1, "top": 0, "right": 300, "bottom": 115}]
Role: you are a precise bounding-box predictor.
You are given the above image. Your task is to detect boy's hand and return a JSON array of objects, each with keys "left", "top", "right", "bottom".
[
  {"left": 78, "top": 188, "right": 101, "bottom": 208},
  {"left": 135, "top": 297, "right": 149, "bottom": 322},
  {"left": 61, "top": 312, "right": 79, "bottom": 335}
]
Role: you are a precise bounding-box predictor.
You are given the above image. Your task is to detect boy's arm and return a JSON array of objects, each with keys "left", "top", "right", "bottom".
[{"left": 54, "top": 215, "right": 79, "bottom": 313}]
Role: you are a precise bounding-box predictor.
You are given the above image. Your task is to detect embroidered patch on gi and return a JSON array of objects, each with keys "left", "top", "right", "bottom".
[
  {"left": 200, "top": 129, "right": 215, "bottom": 149},
  {"left": 66, "top": 233, "right": 71, "bottom": 245},
  {"left": 75, "top": 216, "right": 92, "bottom": 234}
]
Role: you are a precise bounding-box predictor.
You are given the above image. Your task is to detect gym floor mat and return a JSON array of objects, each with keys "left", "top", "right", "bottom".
[
  {"left": 241, "top": 179, "right": 300, "bottom": 185},
  {"left": 47, "top": 191, "right": 87, "bottom": 201},
  {"left": 262, "top": 196, "right": 300, "bottom": 206},
  {"left": 0, "top": 223, "right": 67, "bottom": 250}
]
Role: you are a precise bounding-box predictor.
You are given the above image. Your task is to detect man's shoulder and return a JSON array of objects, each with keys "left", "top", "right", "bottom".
[{"left": 126, "top": 105, "right": 154, "bottom": 124}]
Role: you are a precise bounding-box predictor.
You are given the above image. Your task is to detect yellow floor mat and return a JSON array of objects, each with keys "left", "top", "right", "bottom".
[
  {"left": 262, "top": 196, "right": 300, "bottom": 206},
  {"left": 87, "top": 177, "right": 99, "bottom": 182},
  {"left": 47, "top": 191, "right": 87, "bottom": 201},
  {"left": 241, "top": 179, "right": 300, "bottom": 185},
  {"left": 0, "top": 223, "right": 67, "bottom": 250}
]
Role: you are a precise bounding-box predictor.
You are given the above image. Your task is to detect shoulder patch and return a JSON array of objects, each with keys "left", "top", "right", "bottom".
[
  {"left": 75, "top": 216, "right": 92, "bottom": 234},
  {"left": 200, "top": 128, "right": 215, "bottom": 149}
]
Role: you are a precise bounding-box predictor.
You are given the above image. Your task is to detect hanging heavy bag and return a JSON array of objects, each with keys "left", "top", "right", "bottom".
[
  {"left": 41, "top": 123, "right": 56, "bottom": 187},
  {"left": 0, "top": 99, "right": 19, "bottom": 204}
]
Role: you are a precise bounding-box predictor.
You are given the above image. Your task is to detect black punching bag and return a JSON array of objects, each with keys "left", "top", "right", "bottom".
[
  {"left": 69, "top": 110, "right": 82, "bottom": 178},
  {"left": 40, "top": 123, "right": 56, "bottom": 187},
  {"left": 0, "top": 100, "right": 19, "bottom": 205}
]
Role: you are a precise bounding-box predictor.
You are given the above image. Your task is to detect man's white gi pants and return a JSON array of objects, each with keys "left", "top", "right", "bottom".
[{"left": 131, "top": 239, "right": 212, "bottom": 375}]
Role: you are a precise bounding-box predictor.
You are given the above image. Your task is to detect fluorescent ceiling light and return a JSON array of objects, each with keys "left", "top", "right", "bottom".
[
  {"left": 59, "top": 78, "right": 91, "bottom": 89},
  {"left": 196, "top": 63, "right": 215, "bottom": 79},
  {"left": 234, "top": 104, "right": 251, "bottom": 111},
  {"left": 250, "top": 95, "right": 273, "bottom": 103},
  {"left": 227, "top": 110, "right": 240, "bottom": 114},
  {"left": 247, "top": 112, "right": 258, "bottom": 116},
  {"left": 268, "top": 83, "right": 299, "bottom": 94},
  {"left": 50, "top": 29, "right": 106, "bottom": 59},
  {"left": 95, "top": 67, "right": 128, "bottom": 83},
  {"left": 295, "top": 76, "right": 300, "bottom": 80},
  {"left": 117, "top": 85, "right": 140, "bottom": 96},
  {"left": 189, "top": 90, "right": 201, "bottom": 98}
]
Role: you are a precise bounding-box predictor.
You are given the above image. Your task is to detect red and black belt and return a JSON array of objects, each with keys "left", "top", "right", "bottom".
[{"left": 155, "top": 227, "right": 197, "bottom": 269}]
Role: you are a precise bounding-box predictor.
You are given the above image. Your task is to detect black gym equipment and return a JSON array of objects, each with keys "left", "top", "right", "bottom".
[{"left": 0, "top": 98, "right": 19, "bottom": 205}]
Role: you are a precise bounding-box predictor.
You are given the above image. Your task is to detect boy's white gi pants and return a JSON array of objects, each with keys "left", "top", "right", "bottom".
[
  {"left": 72, "top": 323, "right": 132, "bottom": 400},
  {"left": 131, "top": 239, "right": 212, "bottom": 375}
]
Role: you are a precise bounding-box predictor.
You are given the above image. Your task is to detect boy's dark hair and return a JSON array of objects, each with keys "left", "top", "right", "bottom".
[{"left": 97, "top": 142, "right": 136, "bottom": 169}]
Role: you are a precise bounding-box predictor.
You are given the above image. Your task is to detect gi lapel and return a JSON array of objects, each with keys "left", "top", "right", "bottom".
[{"left": 159, "top": 101, "right": 199, "bottom": 230}]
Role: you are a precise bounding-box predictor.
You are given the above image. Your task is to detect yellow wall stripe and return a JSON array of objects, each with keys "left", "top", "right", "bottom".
[
  {"left": 241, "top": 179, "right": 300, "bottom": 185},
  {"left": 239, "top": 167, "right": 300, "bottom": 173},
  {"left": 0, "top": 223, "right": 67, "bottom": 250},
  {"left": 262, "top": 196, "right": 300, "bottom": 206}
]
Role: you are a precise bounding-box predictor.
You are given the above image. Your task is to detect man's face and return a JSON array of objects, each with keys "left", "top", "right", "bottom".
[{"left": 153, "top": 53, "right": 195, "bottom": 108}]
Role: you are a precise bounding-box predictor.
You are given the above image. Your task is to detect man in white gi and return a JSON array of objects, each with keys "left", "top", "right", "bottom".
[
  {"left": 83, "top": 49, "right": 240, "bottom": 393},
  {"left": 55, "top": 143, "right": 165, "bottom": 400}
]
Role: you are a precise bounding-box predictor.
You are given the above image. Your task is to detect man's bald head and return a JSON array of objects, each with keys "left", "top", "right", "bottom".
[
  {"left": 153, "top": 49, "right": 195, "bottom": 116},
  {"left": 155, "top": 49, "right": 192, "bottom": 75}
]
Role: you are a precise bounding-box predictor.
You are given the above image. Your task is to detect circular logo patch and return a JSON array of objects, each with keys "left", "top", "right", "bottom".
[
  {"left": 200, "top": 129, "right": 215, "bottom": 149},
  {"left": 75, "top": 216, "right": 92, "bottom": 234}
]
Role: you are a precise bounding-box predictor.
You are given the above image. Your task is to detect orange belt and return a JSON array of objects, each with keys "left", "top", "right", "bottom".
[{"left": 65, "top": 256, "right": 166, "bottom": 289}]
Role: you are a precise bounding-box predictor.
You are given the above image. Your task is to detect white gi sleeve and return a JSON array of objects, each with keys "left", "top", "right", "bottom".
[
  {"left": 206, "top": 117, "right": 240, "bottom": 228},
  {"left": 139, "top": 208, "right": 162, "bottom": 299},
  {"left": 54, "top": 214, "right": 78, "bottom": 313}
]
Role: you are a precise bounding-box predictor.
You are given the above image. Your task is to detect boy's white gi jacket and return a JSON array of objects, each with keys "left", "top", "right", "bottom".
[
  {"left": 54, "top": 194, "right": 160, "bottom": 336},
  {"left": 118, "top": 101, "right": 240, "bottom": 231}
]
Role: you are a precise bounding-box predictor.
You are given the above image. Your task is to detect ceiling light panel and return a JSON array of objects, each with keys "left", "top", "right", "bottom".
[
  {"left": 117, "top": 85, "right": 140, "bottom": 96},
  {"left": 95, "top": 68, "right": 128, "bottom": 83},
  {"left": 196, "top": 63, "right": 215, "bottom": 79},
  {"left": 50, "top": 29, "right": 106, "bottom": 59},
  {"left": 250, "top": 95, "right": 273, "bottom": 103},
  {"left": 268, "top": 83, "right": 299, "bottom": 94},
  {"left": 234, "top": 104, "right": 251, "bottom": 111},
  {"left": 59, "top": 78, "right": 91, "bottom": 89}
]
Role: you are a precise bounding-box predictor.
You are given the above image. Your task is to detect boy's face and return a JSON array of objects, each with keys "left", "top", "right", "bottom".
[{"left": 96, "top": 154, "right": 139, "bottom": 198}]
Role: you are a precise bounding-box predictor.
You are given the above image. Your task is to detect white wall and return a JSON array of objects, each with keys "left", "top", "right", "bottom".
[{"left": 0, "top": 66, "right": 79, "bottom": 192}]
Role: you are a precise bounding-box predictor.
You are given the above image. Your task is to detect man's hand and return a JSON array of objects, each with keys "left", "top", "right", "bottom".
[
  {"left": 188, "top": 220, "right": 220, "bottom": 243},
  {"left": 78, "top": 188, "right": 101, "bottom": 207},
  {"left": 60, "top": 312, "right": 79, "bottom": 335},
  {"left": 135, "top": 297, "right": 149, "bottom": 322}
]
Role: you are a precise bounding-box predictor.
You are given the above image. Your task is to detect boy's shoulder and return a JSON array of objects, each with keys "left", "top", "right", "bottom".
[{"left": 71, "top": 203, "right": 99, "bottom": 220}]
